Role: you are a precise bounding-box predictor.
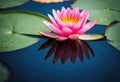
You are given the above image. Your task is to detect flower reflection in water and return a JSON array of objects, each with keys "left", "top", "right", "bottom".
[{"left": 38, "top": 39, "right": 94, "bottom": 64}]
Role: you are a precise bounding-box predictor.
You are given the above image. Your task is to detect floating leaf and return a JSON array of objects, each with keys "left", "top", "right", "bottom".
[
  {"left": 72, "top": 0, "right": 120, "bottom": 25},
  {"left": 0, "top": 11, "right": 50, "bottom": 52},
  {"left": 78, "top": 34, "right": 104, "bottom": 40},
  {"left": 0, "top": 11, "right": 50, "bottom": 35},
  {"left": 0, "top": 60, "right": 14, "bottom": 82},
  {"left": 105, "top": 22, "right": 120, "bottom": 51},
  {"left": 0, "top": 0, "right": 29, "bottom": 9},
  {"left": 0, "top": 34, "right": 39, "bottom": 52}
]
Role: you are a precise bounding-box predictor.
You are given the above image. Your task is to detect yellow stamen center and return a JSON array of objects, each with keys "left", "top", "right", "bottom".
[{"left": 61, "top": 15, "right": 79, "bottom": 24}]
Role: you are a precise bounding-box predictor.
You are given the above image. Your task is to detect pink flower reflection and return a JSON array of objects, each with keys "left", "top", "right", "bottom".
[{"left": 38, "top": 39, "right": 94, "bottom": 64}]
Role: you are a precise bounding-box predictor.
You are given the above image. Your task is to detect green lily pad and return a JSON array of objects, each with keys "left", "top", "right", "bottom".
[
  {"left": 0, "top": 60, "right": 14, "bottom": 82},
  {"left": 78, "top": 34, "right": 104, "bottom": 40},
  {"left": 0, "top": 0, "right": 29, "bottom": 9},
  {"left": 0, "top": 11, "right": 50, "bottom": 52},
  {"left": 0, "top": 34, "right": 39, "bottom": 52},
  {"left": 0, "top": 11, "right": 50, "bottom": 35},
  {"left": 105, "top": 22, "right": 120, "bottom": 51},
  {"left": 72, "top": 0, "right": 120, "bottom": 25}
]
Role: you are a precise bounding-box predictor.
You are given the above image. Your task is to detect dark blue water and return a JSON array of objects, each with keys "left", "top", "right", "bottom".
[{"left": 0, "top": 1, "right": 120, "bottom": 82}]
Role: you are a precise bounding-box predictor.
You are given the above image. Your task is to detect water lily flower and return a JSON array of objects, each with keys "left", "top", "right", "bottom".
[
  {"left": 39, "top": 7, "right": 104, "bottom": 41},
  {"left": 33, "top": 0, "right": 67, "bottom": 3}
]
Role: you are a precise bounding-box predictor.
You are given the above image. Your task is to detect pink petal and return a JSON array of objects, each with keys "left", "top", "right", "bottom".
[
  {"left": 72, "top": 11, "right": 90, "bottom": 32},
  {"left": 78, "top": 20, "right": 98, "bottom": 34},
  {"left": 73, "top": 6, "right": 80, "bottom": 15},
  {"left": 52, "top": 9, "right": 62, "bottom": 23},
  {"left": 48, "top": 14, "right": 59, "bottom": 27},
  {"left": 68, "top": 34, "right": 79, "bottom": 40},
  {"left": 80, "top": 10, "right": 86, "bottom": 18},
  {"left": 72, "top": 12, "right": 87, "bottom": 32},
  {"left": 38, "top": 31, "right": 68, "bottom": 41},
  {"left": 82, "top": 11, "right": 90, "bottom": 26},
  {"left": 73, "top": 11, "right": 90, "bottom": 33},
  {"left": 62, "top": 27, "right": 73, "bottom": 36},
  {"left": 72, "top": 17, "right": 85, "bottom": 32},
  {"left": 52, "top": 9, "right": 59, "bottom": 20},
  {"left": 66, "top": 22, "right": 74, "bottom": 28},
  {"left": 61, "top": 7, "right": 66, "bottom": 15},
  {"left": 62, "top": 7, "right": 71, "bottom": 17},
  {"left": 68, "top": 9, "right": 73, "bottom": 17},
  {"left": 66, "top": 7, "right": 71, "bottom": 15},
  {"left": 38, "top": 31, "right": 57, "bottom": 39},
  {"left": 62, "top": 8, "right": 67, "bottom": 17},
  {"left": 56, "top": 36, "right": 68, "bottom": 41},
  {"left": 56, "top": 10, "right": 61, "bottom": 17},
  {"left": 48, "top": 13, "right": 64, "bottom": 30},
  {"left": 52, "top": 9, "right": 65, "bottom": 27},
  {"left": 43, "top": 21, "right": 64, "bottom": 35},
  {"left": 43, "top": 21, "right": 53, "bottom": 30}
]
